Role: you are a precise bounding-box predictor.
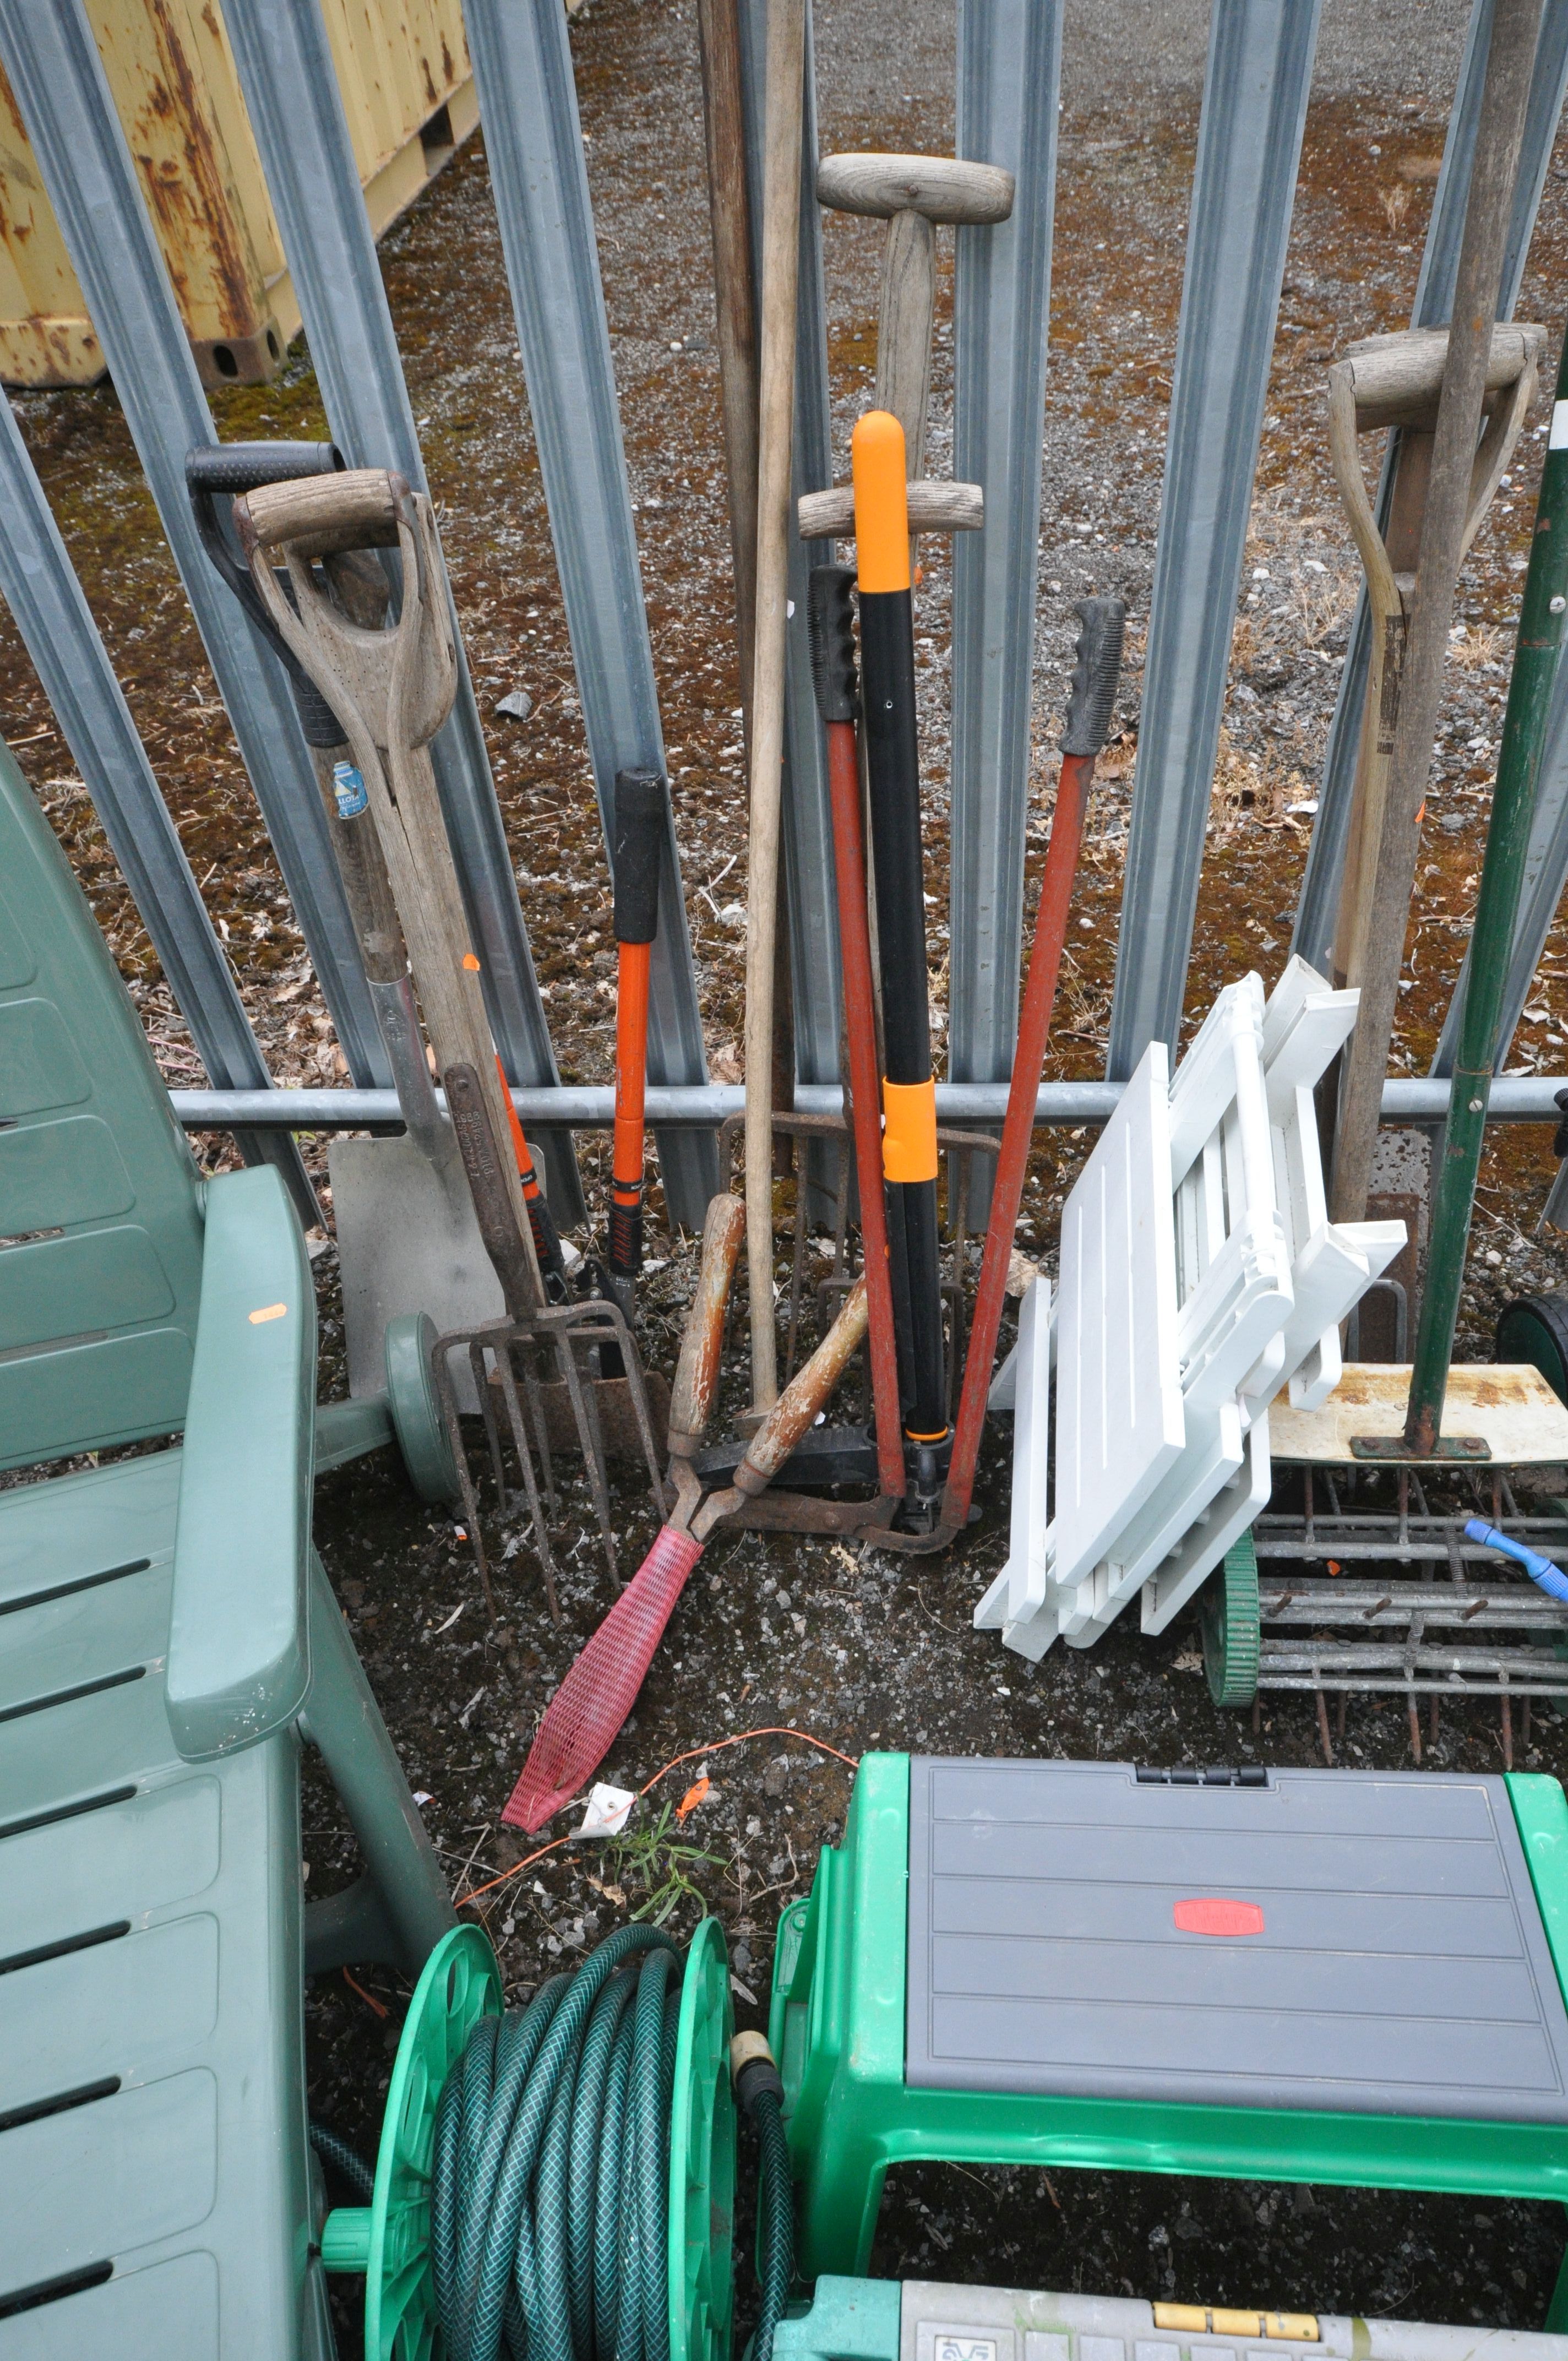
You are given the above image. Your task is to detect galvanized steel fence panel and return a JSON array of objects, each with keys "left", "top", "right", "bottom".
[
  {"left": 948, "top": 0, "right": 1064, "bottom": 1107},
  {"left": 1292, "top": 0, "right": 1568, "bottom": 984},
  {"left": 1106, "top": 0, "right": 1324, "bottom": 1080},
  {"left": 0, "top": 0, "right": 387, "bottom": 1095},
  {"left": 0, "top": 390, "right": 317, "bottom": 1227}
]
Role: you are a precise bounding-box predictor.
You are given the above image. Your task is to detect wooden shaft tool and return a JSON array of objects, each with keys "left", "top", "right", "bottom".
[{"left": 743, "top": 0, "right": 807, "bottom": 1413}]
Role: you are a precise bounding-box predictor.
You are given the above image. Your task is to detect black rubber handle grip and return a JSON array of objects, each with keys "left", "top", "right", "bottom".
[
  {"left": 184, "top": 440, "right": 344, "bottom": 497},
  {"left": 1059, "top": 595, "right": 1126, "bottom": 758},
  {"left": 808, "top": 564, "right": 859, "bottom": 724},
  {"left": 613, "top": 769, "right": 666, "bottom": 945},
  {"left": 185, "top": 439, "right": 348, "bottom": 741}
]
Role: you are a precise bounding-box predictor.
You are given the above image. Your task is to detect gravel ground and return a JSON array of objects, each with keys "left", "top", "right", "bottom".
[{"left": 9, "top": 0, "right": 1568, "bottom": 2343}]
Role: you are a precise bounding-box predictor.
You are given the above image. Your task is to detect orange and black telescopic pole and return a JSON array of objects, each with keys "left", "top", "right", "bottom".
[
  {"left": 852, "top": 410, "right": 947, "bottom": 1486},
  {"left": 607, "top": 766, "right": 666, "bottom": 1318},
  {"left": 940, "top": 596, "right": 1125, "bottom": 1535},
  {"left": 808, "top": 561, "right": 907, "bottom": 1504}
]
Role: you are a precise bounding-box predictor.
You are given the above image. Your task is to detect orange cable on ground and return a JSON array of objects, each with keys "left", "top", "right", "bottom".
[{"left": 457, "top": 1726, "right": 859, "bottom": 1908}]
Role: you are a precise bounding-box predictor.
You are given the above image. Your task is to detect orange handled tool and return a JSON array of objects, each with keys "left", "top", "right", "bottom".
[
  {"left": 494, "top": 1054, "right": 568, "bottom": 1301},
  {"left": 853, "top": 410, "right": 947, "bottom": 1487},
  {"left": 607, "top": 768, "right": 666, "bottom": 1318}
]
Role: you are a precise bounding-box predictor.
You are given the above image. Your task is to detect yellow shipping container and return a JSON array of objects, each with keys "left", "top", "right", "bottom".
[{"left": 0, "top": 0, "right": 476, "bottom": 389}]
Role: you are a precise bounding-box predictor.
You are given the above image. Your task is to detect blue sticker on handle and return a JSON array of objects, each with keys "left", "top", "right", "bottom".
[{"left": 332, "top": 760, "right": 368, "bottom": 818}]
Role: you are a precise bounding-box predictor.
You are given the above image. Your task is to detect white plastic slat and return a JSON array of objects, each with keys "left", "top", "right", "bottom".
[
  {"left": 1060, "top": 1396, "right": 1246, "bottom": 1642},
  {"left": 1140, "top": 1411, "right": 1273, "bottom": 1634},
  {"left": 1050, "top": 1045, "right": 1185, "bottom": 1595},
  {"left": 973, "top": 1275, "right": 1053, "bottom": 1631}
]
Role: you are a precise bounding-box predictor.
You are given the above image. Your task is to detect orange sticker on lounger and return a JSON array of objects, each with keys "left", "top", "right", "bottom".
[{"left": 249, "top": 1303, "right": 287, "bottom": 1325}]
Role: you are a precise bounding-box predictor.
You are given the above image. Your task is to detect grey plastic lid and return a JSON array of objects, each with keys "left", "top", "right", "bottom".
[{"left": 905, "top": 1758, "right": 1568, "bottom": 2123}]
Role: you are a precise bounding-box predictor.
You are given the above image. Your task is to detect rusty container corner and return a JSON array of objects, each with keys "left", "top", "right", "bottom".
[{"left": 0, "top": 0, "right": 477, "bottom": 391}]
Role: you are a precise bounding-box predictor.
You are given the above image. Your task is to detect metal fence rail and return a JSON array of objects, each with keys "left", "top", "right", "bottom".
[
  {"left": 168, "top": 1070, "right": 1568, "bottom": 1132},
  {"left": 1107, "top": 0, "right": 1324, "bottom": 1079},
  {"left": 0, "top": 0, "right": 387, "bottom": 1095},
  {"left": 948, "top": 0, "right": 1063, "bottom": 1126},
  {"left": 459, "top": 0, "right": 718, "bottom": 1227},
  {"left": 1292, "top": 0, "right": 1568, "bottom": 981},
  {"left": 0, "top": 394, "right": 317, "bottom": 1228},
  {"left": 218, "top": 0, "right": 587, "bottom": 1220}
]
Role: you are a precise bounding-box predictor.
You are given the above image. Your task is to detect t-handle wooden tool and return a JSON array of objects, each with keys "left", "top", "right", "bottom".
[
  {"left": 815, "top": 154, "right": 1014, "bottom": 481},
  {"left": 853, "top": 410, "right": 948, "bottom": 1488},
  {"left": 1325, "top": 324, "right": 1542, "bottom": 1010},
  {"left": 940, "top": 596, "right": 1125, "bottom": 1537}
]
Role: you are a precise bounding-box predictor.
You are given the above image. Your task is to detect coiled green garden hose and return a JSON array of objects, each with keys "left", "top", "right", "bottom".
[{"left": 319, "top": 1917, "right": 790, "bottom": 2361}]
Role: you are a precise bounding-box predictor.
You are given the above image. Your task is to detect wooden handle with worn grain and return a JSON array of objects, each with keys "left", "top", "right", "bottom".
[
  {"left": 816, "top": 152, "right": 1014, "bottom": 223},
  {"left": 733, "top": 1276, "right": 869, "bottom": 1495},
  {"left": 668, "top": 1192, "right": 747, "bottom": 1456},
  {"left": 239, "top": 467, "right": 402, "bottom": 559},
  {"left": 799, "top": 479, "right": 983, "bottom": 541},
  {"left": 1340, "top": 322, "right": 1544, "bottom": 431}
]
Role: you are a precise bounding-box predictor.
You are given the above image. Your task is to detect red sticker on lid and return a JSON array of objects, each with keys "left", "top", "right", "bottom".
[{"left": 1174, "top": 1897, "right": 1265, "bottom": 1936}]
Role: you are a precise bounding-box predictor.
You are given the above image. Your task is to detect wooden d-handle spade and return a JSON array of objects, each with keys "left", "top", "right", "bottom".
[
  {"left": 1327, "top": 323, "right": 1543, "bottom": 1005},
  {"left": 237, "top": 467, "right": 538, "bottom": 1289}
]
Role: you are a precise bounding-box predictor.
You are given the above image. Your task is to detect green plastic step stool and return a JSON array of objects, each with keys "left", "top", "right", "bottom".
[
  {"left": 769, "top": 1752, "right": 1568, "bottom": 2285},
  {"left": 0, "top": 747, "right": 455, "bottom": 2354}
]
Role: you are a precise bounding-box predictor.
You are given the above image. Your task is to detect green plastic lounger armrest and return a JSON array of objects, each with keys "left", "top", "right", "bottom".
[{"left": 167, "top": 1165, "right": 318, "bottom": 1758}]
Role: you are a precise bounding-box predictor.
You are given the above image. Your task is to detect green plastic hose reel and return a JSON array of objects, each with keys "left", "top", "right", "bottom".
[
  {"left": 1199, "top": 1530, "right": 1260, "bottom": 1708},
  {"left": 319, "top": 1917, "right": 736, "bottom": 2361}
]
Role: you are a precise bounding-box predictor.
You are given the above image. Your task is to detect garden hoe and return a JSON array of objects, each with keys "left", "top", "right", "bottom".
[{"left": 237, "top": 467, "right": 661, "bottom": 1606}]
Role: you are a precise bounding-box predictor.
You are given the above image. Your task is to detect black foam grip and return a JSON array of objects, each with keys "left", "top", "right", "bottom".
[
  {"left": 608, "top": 1196, "right": 643, "bottom": 1280},
  {"left": 527, "top": 1188, "right": 568, "bottom": 1282},
  {"left": 808, "top": 564, "right": 859, "bottom": 724},
  {"left": 290, "top": 667, "right": 345, "bottom": 749},
  {"left": 1060, "top": 595, "right": 1127, "bottom": 758},
  {"left": 613, "top": 769, "right": 666, "bottom": 944},
  {"left": 184, "top": 440, "right": 344, "bottom": 496}
]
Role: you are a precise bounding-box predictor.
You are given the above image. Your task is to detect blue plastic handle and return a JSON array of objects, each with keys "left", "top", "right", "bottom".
[{"left": 1464, "top": 1518, "right": 1568, "bottom": 1602}]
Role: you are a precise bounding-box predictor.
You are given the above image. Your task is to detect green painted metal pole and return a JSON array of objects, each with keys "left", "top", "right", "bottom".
[{"left": 1404, "top": 322, "right": 1568, "bottom": 1454}]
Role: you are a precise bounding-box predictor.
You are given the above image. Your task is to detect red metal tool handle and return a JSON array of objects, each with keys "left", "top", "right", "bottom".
[
  {"left": 810, "top": 562, "right": 905, "bottom": 1502},
  {"left": 941, "top": 595, "right": 1125, "bottom": 1532},
  {"left": 827, "top": 716, "right": 905, "bottom": 1498}
]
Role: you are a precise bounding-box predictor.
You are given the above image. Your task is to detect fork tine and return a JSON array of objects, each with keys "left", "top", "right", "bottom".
[
  {"left": 434, "top": 1342, "right": 498, "bottom": 1624},
  {"left": 472, "top": 1339, "right": 507, "bottom": 1503},
  {"left": 554, "top": 1321, "right": 618, "bottom": 1581},
  {"left": 493, "top": 1342, "right": 560, "bottom": 1624}
]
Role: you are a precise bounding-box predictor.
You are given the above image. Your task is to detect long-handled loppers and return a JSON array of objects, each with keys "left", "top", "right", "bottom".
[{"left": 502, "top": 1192, "right": 870, "bottom": 1830}]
